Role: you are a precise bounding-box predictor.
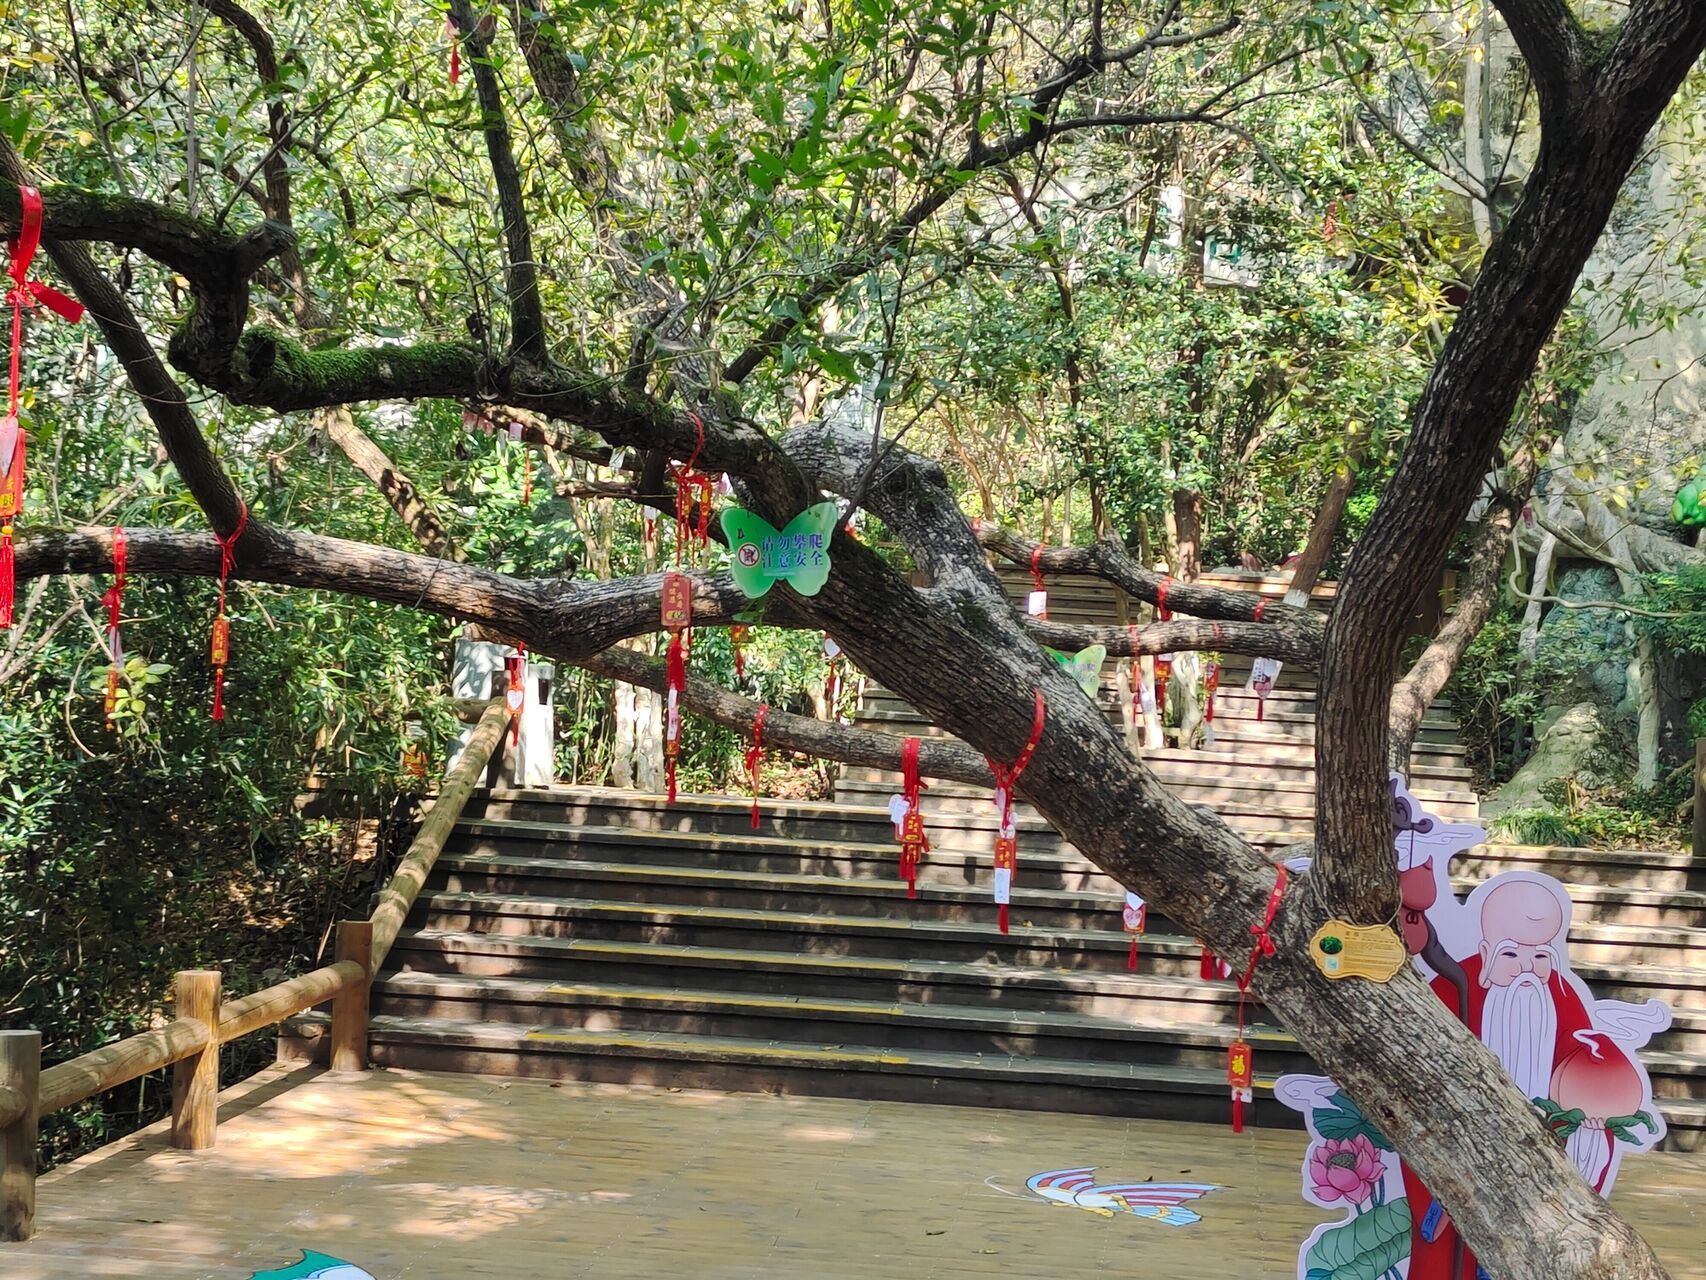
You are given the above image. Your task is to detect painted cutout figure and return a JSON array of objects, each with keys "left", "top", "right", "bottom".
[
  {"left": 1276, "top": 775, "right": 1671, "bottom": 1280},
  {"left": 248, "top": 1251, "right": 375, "bottom": 1280},
  {"left": 1024, "top": 1167, "right": 1218, "bottom": 1225}
]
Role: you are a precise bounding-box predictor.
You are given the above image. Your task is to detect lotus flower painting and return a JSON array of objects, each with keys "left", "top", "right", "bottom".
[
  {"left": 1275, "top": 775, "right": 1672, "bottom": 1280},
  {"left": 248, "top": 1251, "right": 376, "bottom": 1280}
]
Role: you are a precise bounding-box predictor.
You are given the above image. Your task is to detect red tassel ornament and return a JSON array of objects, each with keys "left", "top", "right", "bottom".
[
  {"left": 664, "top": 630, "right": 686, "bottom": 803},
  {"left": 984, "top": 691, "right": 1045, "bottom": 933},
  {"left": 103, "top": 528, "right": 127, "bottom": 726},
  {"left": 896, "top": 735, "right": 929, "bottom": 898},
  {"left": 209, "top": 505, "right": 247, "bottom": 720},
  {"left": 4, "top": 184, "right": 84, "bottom": 628},
  {"left": 746, "top": 703, "right": 767, "bottom": 829}
]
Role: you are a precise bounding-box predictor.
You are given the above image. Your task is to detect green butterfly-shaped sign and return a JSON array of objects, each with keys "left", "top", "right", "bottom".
[
  {"left": 1045, "top": 644, "right": 1107, "bottom": 697},
  {"left": 721, "top": 502, "right": 840, "bottom": 599}
]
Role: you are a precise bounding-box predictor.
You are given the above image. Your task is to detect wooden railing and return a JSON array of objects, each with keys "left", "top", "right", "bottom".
[{"left": 0, "top": 698, "right": 511, "bottom": 1243}]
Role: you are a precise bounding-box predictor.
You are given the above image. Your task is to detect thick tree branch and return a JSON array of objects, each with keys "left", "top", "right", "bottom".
[
  {"left": 449, "top": 0, "right": 548, "bottom": 364},
  {"left": 1024, "top": 615, "right": 1322, "bottom": 665},
  {"left": 1491, "top": 0, "right": 1588, "bottom": 118},
  {"left": 0, "top": 183, "right": 291, "bottom": 286},
  {"left": 977, "top": 523, "right": 1322, "bottom": 633},
  {"left": 14, "top": 527, "right": 759, "bottom": 660}
]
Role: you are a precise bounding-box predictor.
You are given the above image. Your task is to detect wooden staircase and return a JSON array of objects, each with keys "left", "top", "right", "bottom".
[{"left": 280, "top": 571, "right": 1706, "bottom": 1149}]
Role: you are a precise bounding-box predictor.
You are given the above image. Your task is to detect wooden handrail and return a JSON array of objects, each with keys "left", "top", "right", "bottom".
[
  {"left": 217, "top": 960, "right": 367, "bottom": 1044},
  {"left": 37, "top": 1018, "right": 211, "bottom": 1116},
  {"left": 370, "top": 698, "right": 510, "bottom": 971},
  {"left": 33, "top": 697, "right": 510, "bottom": 1120}
]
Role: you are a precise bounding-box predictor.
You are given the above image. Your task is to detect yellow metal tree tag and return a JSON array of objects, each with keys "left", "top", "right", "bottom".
[{"left": 1310, "top": 920, "right": 1406, "bottom": 982}]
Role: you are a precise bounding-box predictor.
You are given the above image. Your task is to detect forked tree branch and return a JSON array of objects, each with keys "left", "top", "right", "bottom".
[
  {"left": 1490, "top": 0, "right": 1588, "bottom": 118},
  {"left": 1312, "top": 3, "right": 1706, "bottom": 919}
]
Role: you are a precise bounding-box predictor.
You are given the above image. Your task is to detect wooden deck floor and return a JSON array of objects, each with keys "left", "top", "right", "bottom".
[{"left": 11, "top": 1064, "right": 1706, "bottom": 1278}]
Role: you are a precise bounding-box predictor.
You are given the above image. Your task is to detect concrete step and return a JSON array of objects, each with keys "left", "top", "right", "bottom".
[
  {"left": 400, "top": 891, "right": 1706, "bottom": 1003},
  {"left": 285, "top": 1010, "right": 1294, "bottom": 1130},
  {"left": 857, "top": 687, "right": 1461, "bottom": 737},
  {"left": 433, "top": 847, "right": 1706, "bottom": 935}
]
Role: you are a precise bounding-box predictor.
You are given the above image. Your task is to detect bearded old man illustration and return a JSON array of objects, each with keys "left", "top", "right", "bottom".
[{"left": 1402, "top": 877, "right": 1626, "bottom": 1280}]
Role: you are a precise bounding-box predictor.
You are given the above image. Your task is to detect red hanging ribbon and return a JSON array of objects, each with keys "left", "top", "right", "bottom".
[
  {"left": 0, "top": 430, "right": 21, "bottom": 630},
  {"left": 747, "top": 703, "right": 768, "bottom": 829},
  {"left": 103, "top": 528, "right": 127, "bottom": 726},
  {"left": 1027, "top": 544, "right": 1047, "bottom": 619},
  {"left": 985, "top": 691, "right": 1046, "bottom": 933},
  {"left": 209, "top": 504, "right": 248, "bottom": 721},
  {"left": 664, "top": 631, "right": 686, "bottom": 803},
  {"left": 667, "top": 414, "right": 714, "bottom": 564},
  {"left": 3, "top": 185, "right": 84, "bottom": 629},
  {"left": 1156, "top": 578, "right": 1172, "bottom": 621},
  {"left": 898, "top": 734, "right": 930, "bottom": 898},
  {"left": 1227, "top": 865, "right": 1289, "bottom": 1133},
  {"left": 730, "top": 623, "right": 749, "bottom": 680},
  {"left": 446, "top": 18, "right": 461, "bottom": 84},
  {"left": 1127, "top": 623, "right": 1143, "bottom": 724},
  {"left": 1252, "top": 598, "right": 1267, "bottom": 622}
]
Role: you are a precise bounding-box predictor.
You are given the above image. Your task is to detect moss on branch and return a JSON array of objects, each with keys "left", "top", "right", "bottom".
[{"left": 222, "top": 328, "right": 486, "bottom": 409}]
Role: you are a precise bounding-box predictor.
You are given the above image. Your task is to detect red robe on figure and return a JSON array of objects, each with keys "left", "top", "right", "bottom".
[{"left": 1401, "top": 955, "right": 1594, "bottom": 1279}]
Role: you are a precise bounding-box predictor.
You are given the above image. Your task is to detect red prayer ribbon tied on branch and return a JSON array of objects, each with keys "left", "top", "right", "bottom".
[
  {"left": 1027, "top": 544, "right": 1048, "bottom": 619},
  {"left": 1156, "top": 578, "right": 1172, "bottom": 622},
  {"left": 209, "top": 504, "right": 248, "bottom": 721},
  {"left": 445, "top": 18, "right": 461, "bottom": 85},
  {"left": 985, "top": 691, "right": 1046, "bottom": 934},
  {"left": 1227, "top": 864, "right": 1289, "bottom": 1134},
  {"left": 505, "top": 644, "right": 526, "bottom": 747},
  {"left": 897, "top": 735, "right": 930, "bottom": 898},
  {"left": 2, "top": 184, "right": 85, "bottom": 629},
  {"left": 746, "top": 703, "right": 768, "bottom": 830},
  {"left": 664, "top": 630, "right": 686, "bottom": 803},
  {"left": 668, "top": 414, "right": 715, "bottom": 564},
  {"left": 103, "top": 529, "right": 127, "bottom": 727}
]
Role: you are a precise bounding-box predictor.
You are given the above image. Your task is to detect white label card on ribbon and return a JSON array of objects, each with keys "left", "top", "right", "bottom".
[
  {"left": 887, "top": 793, "right": 910, "bottom": 834},
  {"left": 1027, "top": 590, "right": 1047, "bottom": 616},
  {"left": 666, "top": 688, "right": 680, "bottom": 737},
  {"left": 992, "top": 867, "right": 1013, "bottom": 904},
  {"left": 824, "top": 636, "right": 842, "bottom": 659}
]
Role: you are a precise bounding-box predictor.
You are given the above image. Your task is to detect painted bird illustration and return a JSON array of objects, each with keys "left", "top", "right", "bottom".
[
  {"left": 248, "top": 1251, "right": 376, "bottom": 1280},
  {"left": 1025, "top": 1167, "right": 1218, "bottom": 1225}
]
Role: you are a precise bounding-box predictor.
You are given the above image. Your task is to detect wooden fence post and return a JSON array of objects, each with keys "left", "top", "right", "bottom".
[
  {"left": 330, "top": 921, "right": 373, "bottom": 1073},
  {"left": 1695, "top": 739, "right": 1706, "bottom": 861},
  {"left": 0, "top": 1030, "right": 41, "bottom": 1242},
  {"left": 171, "top": 970, "right": 222, "bottom": 1151}
]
